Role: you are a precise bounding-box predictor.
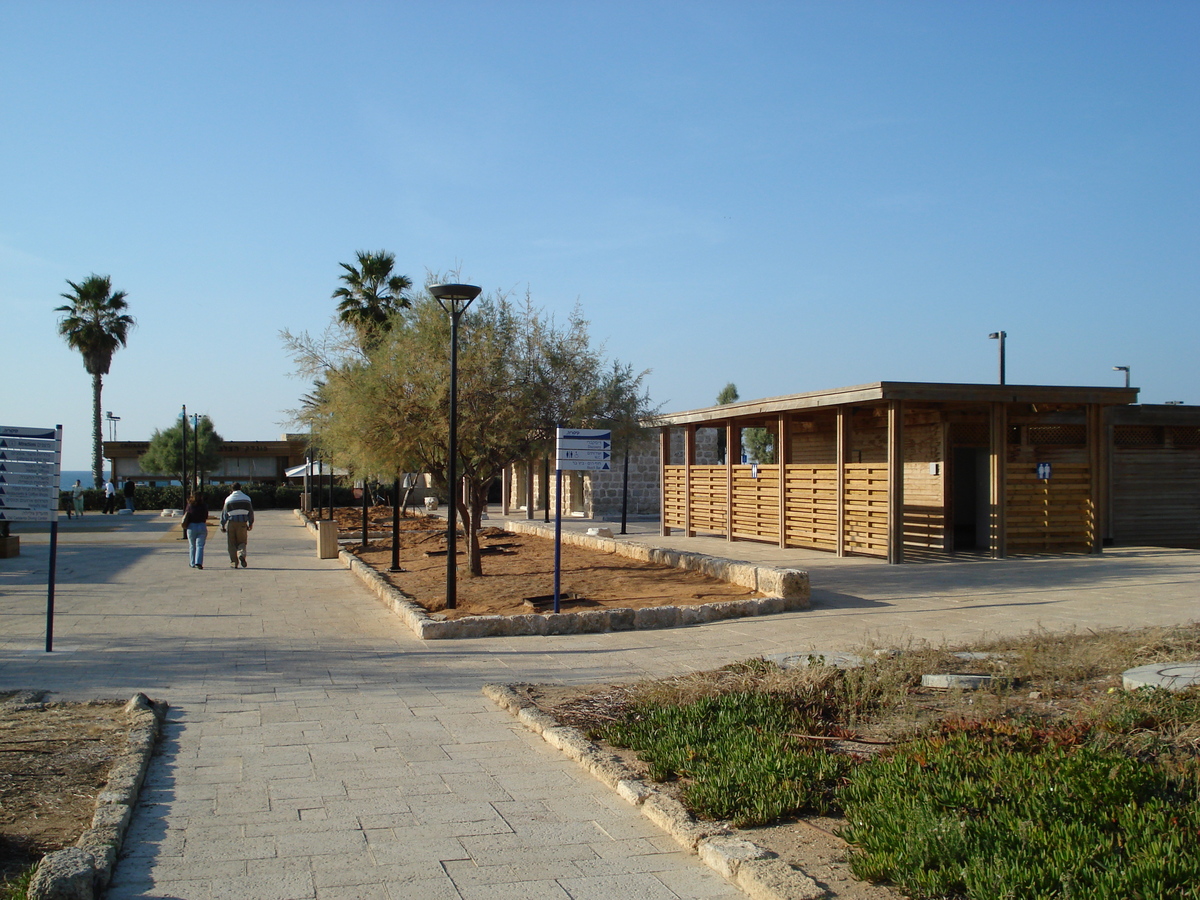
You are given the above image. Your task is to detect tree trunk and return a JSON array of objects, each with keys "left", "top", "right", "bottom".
[
  {"left": 91, "top": 372, "right": 104, "bottom": 488},
  {"left": 456, "top": 485, "right": 481, "bottom": 577}
]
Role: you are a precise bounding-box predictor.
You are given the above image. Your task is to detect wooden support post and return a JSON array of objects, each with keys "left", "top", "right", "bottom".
[
  {"left": 887, "top": 401, "right": 905, "bottom": 564},
  {"left": 684, "top": 425, "right": 696, "bottom": 537},
  {"left": 660, "top": 427, "right": 671, "bottom": 536},
  {"left": 778, "top": 414, "right": 789, "bottom": 549},
  {"left": 501, "top": 465, "right": 510, "bottom": 516},
  {"left": 990, "top": 402, "right": 1008, "bottom": 559},
  {"left": 725, "top": 422, "right": 735, "bottom": 542},
  {"left": 1089, "top": 404, "right": 1106, "bottom": 554},
  {"left": 836, "top": 408, "right": 847, "bottom": 557}
]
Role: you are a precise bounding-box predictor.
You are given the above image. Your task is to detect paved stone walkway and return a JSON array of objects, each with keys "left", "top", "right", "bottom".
[{"left": 1, "top": 509, "right": 1197, "bottom": 899}]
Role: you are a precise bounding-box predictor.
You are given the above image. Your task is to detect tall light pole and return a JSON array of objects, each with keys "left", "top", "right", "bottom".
[
  {"left": 180, "top": 404, "right": 188, "bottom": 501},
  {"left": 988, "top": 332, "right": 1007, "bottom": 385},
  {"left": 429, "top": 283, "right": 482, "bottom": 610},
  {"left": 1113, "top": 366, "right": 1130, "bottom": 389},
  {"left": 105, "top": 411, "right": 120, "bottom": 442}
]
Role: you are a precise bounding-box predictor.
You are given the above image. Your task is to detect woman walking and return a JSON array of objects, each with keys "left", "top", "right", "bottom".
[{"left": 182, "top": 493, "right": 209, "bottom": 569}]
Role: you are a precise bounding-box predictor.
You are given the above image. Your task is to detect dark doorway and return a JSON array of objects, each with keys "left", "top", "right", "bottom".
[{"left": 952, "top": 447, "right": 991, "bottom": 551}]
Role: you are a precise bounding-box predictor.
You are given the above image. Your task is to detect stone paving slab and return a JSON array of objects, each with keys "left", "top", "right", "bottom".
[{"left": 2, "top": 509, "right": 1198, "bottom": 898}]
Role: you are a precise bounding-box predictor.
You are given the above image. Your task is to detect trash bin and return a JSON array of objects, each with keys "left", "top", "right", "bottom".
[{"left": 317, "top": 520, "right": 339, "bottom": 559}]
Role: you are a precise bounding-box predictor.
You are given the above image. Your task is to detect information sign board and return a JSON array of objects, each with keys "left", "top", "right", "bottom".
[{"left": 555, "top": 428, "right": 613, "bottom": 471}]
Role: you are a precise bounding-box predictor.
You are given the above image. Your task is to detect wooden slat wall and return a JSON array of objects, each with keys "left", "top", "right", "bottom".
[
  {"left": 1112, "top": 448, "right": 1200, "bottom": 545},
  {"left": 903, "top": 506, "right": 946, "bottom": 549},
  {"left": 1006, "top": 462, "right": 1093, "bottom": 552},
  {"left": 783, "top": 465, "right": 839, "bottom": 550},
  {"left": 662, "top": 465, "right": 686, "bottom": 529},
  {"left": 844, "top": 463, "right": 889, "bottom": 557},
  {"left": 689, "top": 465, "right": 729, "bottom": 535},
  {"left": 731, "top": 464, "right": 780, "bottom": 541}
]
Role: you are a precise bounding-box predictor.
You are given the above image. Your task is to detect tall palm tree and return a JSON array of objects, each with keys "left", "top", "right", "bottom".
[
  {"left": 333, "top": 250, "right": 412, "bottom": 350},
  {"left": 56, "top": 275, "right": 135, "bottom": 488}
]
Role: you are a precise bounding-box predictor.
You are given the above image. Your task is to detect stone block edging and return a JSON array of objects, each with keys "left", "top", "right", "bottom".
[
  {"left": 483, "top": 683, "right": 826, "bottom": 900},
  {"left": 296, "top": 509, "right": 811, "bottom": 641},
  {"left": 29, "top": 693, "right": 169, "bottom": 900}
]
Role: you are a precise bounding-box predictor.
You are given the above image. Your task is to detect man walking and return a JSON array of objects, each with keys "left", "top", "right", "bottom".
[
  {"left": 102, "top": 475, "right": 117, "bottom": 514},
  {"left": 220, "top": 483, "right": 254, "bottom": 568}
]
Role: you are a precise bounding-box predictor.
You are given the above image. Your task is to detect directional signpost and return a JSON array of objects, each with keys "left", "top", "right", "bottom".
[
  {"left": 0, "top": 425, "right": 62, "bottom": 651},
  {"left": 552, "top": 429, "right": 612, "bottom": 612}
]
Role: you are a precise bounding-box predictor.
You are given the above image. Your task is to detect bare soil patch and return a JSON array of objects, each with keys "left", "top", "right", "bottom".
[
  {"left": 319, "top": 507, "right": 761, "bottom": 619},
  {"left": 0, "top": 694, "right": 127, "bottom": 888}
]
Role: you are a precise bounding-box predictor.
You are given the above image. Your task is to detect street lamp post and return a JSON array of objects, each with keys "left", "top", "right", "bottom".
[
  {"left": 988, "top": 332, "right": 1007, "bottom": 385},
  {"left": 429, "top": 283, "right": 482, "bottom": 610},
  {"left": 1113, "top": 366, "right": 1130, "bottom": 389},
  {"left": 180, "top": 404, "right": 188, "bottom": 502}
]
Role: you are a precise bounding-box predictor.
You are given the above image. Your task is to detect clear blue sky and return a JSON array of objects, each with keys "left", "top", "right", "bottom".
[{"left": 3, "top": 1, "right": 1196, "bottom": 470}]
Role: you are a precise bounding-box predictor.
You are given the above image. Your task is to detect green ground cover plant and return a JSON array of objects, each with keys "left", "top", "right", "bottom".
[{"left": 588, "top": 625, "right": 1200, "bottom": 900}]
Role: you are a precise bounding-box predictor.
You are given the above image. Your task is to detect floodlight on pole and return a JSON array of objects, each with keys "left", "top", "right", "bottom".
[
  {"left": 1113, "top": 366, "right": 1130, "bottom": 389},
  {"left": 105, "top": 411, "right": 120, "bottom": 442},
  {"left": 988, "top": 332, "right": 1007, "bottom": 385},
  {"left": 428, "top": 283, "right": 483, "bottom": 610}
]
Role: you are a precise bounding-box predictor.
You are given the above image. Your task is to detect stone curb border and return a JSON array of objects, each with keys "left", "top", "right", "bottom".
[
  {"left": 28, "top": 693, "right": 169, "bottom": 900},
  {"left": 295, "top": 510, "right": 811, "bottom": 641},
  {"left": 482, "top": 683, "right": 826, "bottom": 900}
]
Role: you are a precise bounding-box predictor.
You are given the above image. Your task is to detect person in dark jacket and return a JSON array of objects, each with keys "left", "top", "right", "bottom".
[
  {"left": 182, "top": 494, "right": 209, "bottom": 569},
  {"left": 220, "top": 483, "right": 254, "bottom": 568}
]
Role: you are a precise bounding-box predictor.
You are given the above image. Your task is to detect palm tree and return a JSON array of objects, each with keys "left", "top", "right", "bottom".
[
  {"left": 56, "top": 275, "right": 135, "bottom": 488},
  {"left": 333, "top": 250, "right": 412, "bottom": 350}
]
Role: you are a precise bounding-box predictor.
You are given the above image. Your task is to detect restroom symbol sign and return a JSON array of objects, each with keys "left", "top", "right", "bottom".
[{"left": 1037, "top": 462, "right": 1052, "bottom": 480}]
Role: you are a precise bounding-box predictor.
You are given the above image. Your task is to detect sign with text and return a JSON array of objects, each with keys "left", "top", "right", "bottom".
[
  {"left": 0, "top": 425, "right": 61, "bottom": 523},
  {"left": 555, "top": 428, "right": 612, "bottom": 471}
]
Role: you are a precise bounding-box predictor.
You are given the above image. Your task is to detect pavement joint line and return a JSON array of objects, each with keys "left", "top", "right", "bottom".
[{"left": 482, "top": 682, "right": 826, "bottom": 900}]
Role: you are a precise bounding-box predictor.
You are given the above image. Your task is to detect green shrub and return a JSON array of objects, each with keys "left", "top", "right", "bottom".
[
  {"left": 597, "top": 691, "right": 853, "bottom": 826},
  {"left": 840, "top": 725, "right": 1200, "bottom": 899}
]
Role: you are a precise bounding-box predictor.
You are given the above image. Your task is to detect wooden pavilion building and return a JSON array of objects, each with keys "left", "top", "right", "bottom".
[{"left": 657, "top": 382, "right": 1147, "bottom": 563}]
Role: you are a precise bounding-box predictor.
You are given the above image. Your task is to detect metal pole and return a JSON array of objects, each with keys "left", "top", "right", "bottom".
[
  {"left": 192, "top": 414, "right": 200, "bottom": 493},
  {"left": 180, "top": 404, "right": 187, "bottom": 504},
  {"left": 620, "top": 434, "right": 631, "bottom": 534},
  {"left": 361, "top": 475, "right": 369, "bottom": 549},
  {"left": 446, "top": 307, "right": 461, "bottom": 609},
  {"left": 389, "top": 476, "right": 402, "bottom": 572},
  {"left": 553, "top": 467, "right": 563, "bottom": 613}
]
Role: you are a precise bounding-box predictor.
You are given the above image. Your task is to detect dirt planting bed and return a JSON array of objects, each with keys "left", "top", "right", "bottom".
[{"left": 317, "top": 508, "right": 762, "bottom": 619}]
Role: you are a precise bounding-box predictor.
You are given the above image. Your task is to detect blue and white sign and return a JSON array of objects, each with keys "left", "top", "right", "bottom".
[
  {"left": 0, "top": 424, "right": 61, "bottom": 523},
  {"left": 556, "top": 428, "right": 613, "bottom": 471},
  {"left": 1037, "top": 462, "right": 1052, "bottom": 480}
]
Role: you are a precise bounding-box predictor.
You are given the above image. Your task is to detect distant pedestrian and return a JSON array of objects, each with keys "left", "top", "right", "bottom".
[
  {"left": 102, "top": 476, "right": 117, "bottom": 514},
  {"left": 220, "top": 483, "right": 254, "bottom": 568},
  {"left": 71, "top": 480, "right": 85, "bottom": 517},
  {"left": 123, "top": 478, "right": 136, "bottom": 511},
  {"left": 182, "top": 493, "right": 209, "bottom": 569}
]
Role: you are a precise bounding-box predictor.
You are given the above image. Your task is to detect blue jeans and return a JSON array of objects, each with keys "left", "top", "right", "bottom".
[{"left": 187, "top": 525, "right": 208, "bottom": 567}]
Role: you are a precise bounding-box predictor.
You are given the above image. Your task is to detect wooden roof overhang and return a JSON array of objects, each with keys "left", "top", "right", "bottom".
[{"left": 658, "top": 382, "right": 1140, "bottom": 428}]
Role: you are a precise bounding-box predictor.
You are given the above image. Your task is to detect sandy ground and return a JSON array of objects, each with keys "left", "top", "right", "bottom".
[{"left": 335, "top": 509, "right": 762, "bottom": 619}]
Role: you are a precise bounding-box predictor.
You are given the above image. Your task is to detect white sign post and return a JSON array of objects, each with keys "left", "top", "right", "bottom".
[
  {"left": 0, "top": 425, "right": 62, "bottom": 651},
  {"left": 552, "top": 429, "right": 612, "bottom": 612}
]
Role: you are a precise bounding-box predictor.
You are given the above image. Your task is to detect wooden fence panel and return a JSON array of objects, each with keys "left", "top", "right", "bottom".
[
  {"left": 1113, "top": 448, "right": 1200, "bottom": 546},
  {"left": 844, "top": 463, "right": 889, "bottom": 557},
  {"left": 783, "top": 465, "right": 839, "bottom": 551},
  {"left": 689, "top": 465, "right": 728, "bottom": 535},
  {"left": 662, "top": 465, "right": 686, "bottom": 529},
  {"left": 1006, "top": 462, "right": 1093, "bottom": 552},
  {"left": 731, "top": 465, "right": 780, "bottom": 541}
]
